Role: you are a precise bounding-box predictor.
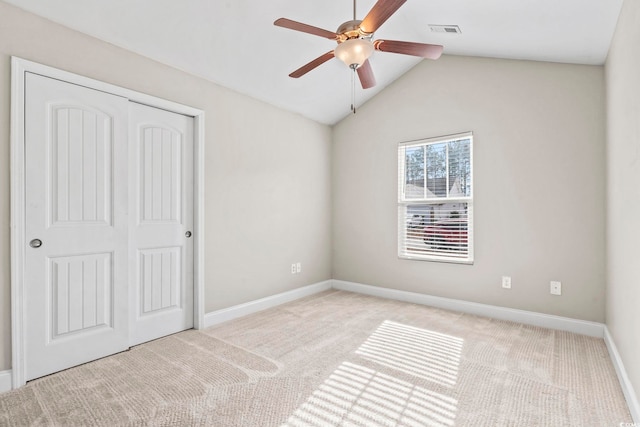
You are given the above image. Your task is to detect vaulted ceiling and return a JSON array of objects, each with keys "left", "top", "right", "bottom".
[{"left": 4, "top": 0, "right": 624, "bottom": 124}]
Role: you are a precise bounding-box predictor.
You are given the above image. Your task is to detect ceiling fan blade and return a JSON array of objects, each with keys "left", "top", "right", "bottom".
[
  {"left": 289, "top": 51, "right": 335, "bottom": 78},
  {"left": 360, "top": 0, "right": 407, "bottom": 34},
  {"left": 357, "top": 60, "right": 376, "bottom": 89},
  {"left": 374, "top": 39, "right": 443, "bottom": 59},
  {"left": 274, "top": 18, "right": 338, "bottom": 40}
]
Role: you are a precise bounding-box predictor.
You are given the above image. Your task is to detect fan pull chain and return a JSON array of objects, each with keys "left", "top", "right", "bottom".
[{"left": 350, "top": 66, "right": 357, "bottom": 114}]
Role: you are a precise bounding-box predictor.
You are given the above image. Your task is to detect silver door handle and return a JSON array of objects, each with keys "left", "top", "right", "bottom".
[
  {"left": 30, "top": 239, "right": 42, "bottom": 248},
  {"left": 185, "top": 231, "right": 192, "bottom": 238}
]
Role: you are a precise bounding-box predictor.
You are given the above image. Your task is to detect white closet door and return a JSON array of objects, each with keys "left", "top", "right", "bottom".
[
  {"left": 128, "top": 102, "right": 194, "bottom": 346},
  {"left": 24, "top": 73, "right": 129, "bottom": 381}
]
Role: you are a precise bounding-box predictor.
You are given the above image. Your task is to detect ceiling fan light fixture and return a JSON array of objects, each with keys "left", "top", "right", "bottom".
[{"left": 334, "top": 38, "right": 374, "bottom": 68}]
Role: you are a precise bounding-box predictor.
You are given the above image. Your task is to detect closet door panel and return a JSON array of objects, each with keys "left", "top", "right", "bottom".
[
  {"left": 24, "top": 72, "right": 129, "bottom": 381},
  {"left": 129, "top": 102, "right": 194, "bottom": 346}
]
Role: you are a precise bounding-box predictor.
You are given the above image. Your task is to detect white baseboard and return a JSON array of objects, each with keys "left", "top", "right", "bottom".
[
  {"left": 203, "top": 280, "right": 333, "bottom": 328},
  {"left": 604, "top": 327, "right": 640, "bottom": 422},
  {"left": 331, "top": 280, "right": 605, "bottom": 338},
  {"left": 0, "top": 370, "right": 12, "bottom": 393}
]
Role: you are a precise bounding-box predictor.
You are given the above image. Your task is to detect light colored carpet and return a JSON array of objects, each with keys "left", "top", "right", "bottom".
[{"left": 0, "top": 290, "right": 632, "bottom": 426}]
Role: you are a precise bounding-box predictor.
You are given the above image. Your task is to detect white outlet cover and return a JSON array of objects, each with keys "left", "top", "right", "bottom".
[
  {"left": 296, "top": 262, "right": 301, "bottom": 273},
  {"left": 502, "top": 276, "right": 511, "bottom": 289},
  {"left": 550, "top": 281, "right": 562, "bottom": 295}
]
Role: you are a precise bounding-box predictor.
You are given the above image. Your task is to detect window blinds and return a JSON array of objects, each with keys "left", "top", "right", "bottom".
[{"left": 398, "top": 132, "right": 473, "bottom": 263}]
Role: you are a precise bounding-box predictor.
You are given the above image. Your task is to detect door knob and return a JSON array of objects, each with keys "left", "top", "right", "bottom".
[
  {"left": 185, "top": 231, "right": 192, "bottom": 238},
  {"left": 30, "top": 239, "right": 42, "bottom": 248}
]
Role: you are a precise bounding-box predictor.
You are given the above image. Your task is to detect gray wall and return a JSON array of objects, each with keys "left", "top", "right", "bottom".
[
  {"left": 0, "top": 2, "right": 332, "bottom": 371},
  {"left": 332, "top": 55, "right": 606, "bottom": 322},
  {"left": 606, "top": 0, "right": 640, "bottom": 408}
]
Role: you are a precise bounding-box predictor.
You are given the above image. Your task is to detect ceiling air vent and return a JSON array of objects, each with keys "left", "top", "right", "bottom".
[{"left": 429, "top": 25, "right": 461, "bottom": 34}]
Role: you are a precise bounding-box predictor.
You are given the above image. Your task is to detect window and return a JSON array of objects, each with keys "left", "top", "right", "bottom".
[{"left": 398, "top": 132, "right": 473, "bottom": 263}]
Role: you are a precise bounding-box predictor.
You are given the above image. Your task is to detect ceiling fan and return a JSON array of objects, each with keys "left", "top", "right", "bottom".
[{"left": 274, "top": 0, "right": 444, "bottom": 90}]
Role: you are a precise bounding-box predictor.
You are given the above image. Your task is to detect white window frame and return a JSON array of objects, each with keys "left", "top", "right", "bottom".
[{"left": 397, "top": 132, "right": 474, "bottom": 264}]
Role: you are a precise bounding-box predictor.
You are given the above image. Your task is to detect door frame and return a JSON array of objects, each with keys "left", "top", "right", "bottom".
[{"left": 10, "top": 57, "right": 206, "bottom": 388}]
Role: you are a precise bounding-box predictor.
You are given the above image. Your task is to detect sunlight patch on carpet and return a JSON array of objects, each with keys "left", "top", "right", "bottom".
[
  {"left": 283, "top": 361, "right": 457, "bottom": 427},
  {"left": 356, "top": 320, "right": 464, "bottom": 387},
  {"left": 283, "top": 319, "right": 464, "bottom": 427}
]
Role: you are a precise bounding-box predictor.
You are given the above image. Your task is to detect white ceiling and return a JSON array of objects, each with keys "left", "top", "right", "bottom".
[{"left": 5, "top": 0, "right": 624, "bottom": 125}]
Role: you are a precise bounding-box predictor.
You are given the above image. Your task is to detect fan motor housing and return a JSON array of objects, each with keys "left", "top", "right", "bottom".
[{"left": 336, "top": 19, "right": 373, "bottom": 42}]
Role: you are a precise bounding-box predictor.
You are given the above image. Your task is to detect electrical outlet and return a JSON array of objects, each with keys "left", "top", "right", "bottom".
[
  {"left": 501, "top": 276, "right": 511, "bottom": 289},
  {"left": 296, "top": 262, "right": 301, "bottom": 273},
  {"left": 550, "top": 281, "right": 562, "bottom": 295},
  {"left": 291, "top": 264, "right": 296, "bottom": 274}
]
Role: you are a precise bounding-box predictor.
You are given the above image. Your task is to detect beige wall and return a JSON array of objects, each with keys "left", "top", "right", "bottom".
[
  {"left": 332, "top": 55, "right": 606, "bottom": 322},
  {"left": 606, "top": 0, "right": 640, "bottom": 410},
  {"left": 0, "top": 2, "right": 332, "bottom": 371}
]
